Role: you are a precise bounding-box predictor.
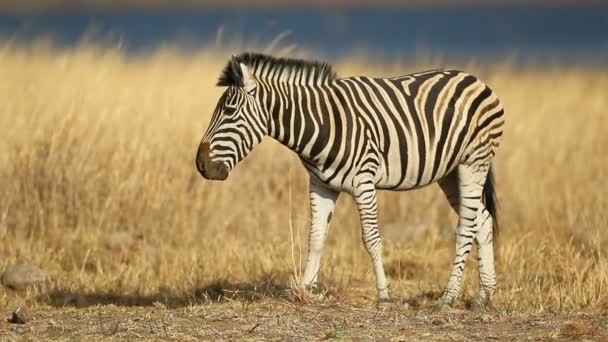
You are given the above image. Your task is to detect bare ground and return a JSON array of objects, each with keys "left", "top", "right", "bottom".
[{"left": 2, "top": 291, "right": 607, "bottom": 341}]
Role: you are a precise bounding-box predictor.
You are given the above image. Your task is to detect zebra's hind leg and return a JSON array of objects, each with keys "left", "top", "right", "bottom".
[
  {"left": 438, "top": 163, "right": 490, "bottom": 309},
  {"left": 301, "top": 177, "right": 339, "bottom": 290},
  {"left": 474, "top": 206, "right": 496, "bottom": 308},
  {"left": 439, "top": 167, "right": 497, "bottom": 310},
  {"left": 353, "top": 178, "right": 391, "bottom": 306}
]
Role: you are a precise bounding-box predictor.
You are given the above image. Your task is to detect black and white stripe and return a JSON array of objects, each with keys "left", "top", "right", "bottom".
[{"left": 196, "top": 53, "right": 505, "bottom": 308}]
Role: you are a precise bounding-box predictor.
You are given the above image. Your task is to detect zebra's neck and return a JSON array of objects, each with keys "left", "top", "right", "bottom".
[{"left": 264, "top": 82, "right": 330, "bottom": 163}]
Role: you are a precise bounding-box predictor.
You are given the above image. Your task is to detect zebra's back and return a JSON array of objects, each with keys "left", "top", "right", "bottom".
[{"left": 329, "top": 70, "right": 504, "bottom": 190}]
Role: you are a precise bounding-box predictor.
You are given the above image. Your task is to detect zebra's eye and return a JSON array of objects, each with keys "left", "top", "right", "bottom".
[{"left": 224, "top": 105, "right": 237, "bottom": 116}]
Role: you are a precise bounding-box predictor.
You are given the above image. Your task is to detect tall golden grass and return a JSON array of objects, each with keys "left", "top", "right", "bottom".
[{"left": 0, "top": 39, "right": 606, "bottom": 312}]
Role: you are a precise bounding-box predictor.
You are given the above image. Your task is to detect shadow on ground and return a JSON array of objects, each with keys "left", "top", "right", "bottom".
[
  {"left": 36, "top": 273, "right": 450, "bottom": 310},
  {"left": 39, "top": 275, "right": 297, "bottom": 308}
]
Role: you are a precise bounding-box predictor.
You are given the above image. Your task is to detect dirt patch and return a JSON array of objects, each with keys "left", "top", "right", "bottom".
[{"left": 1, "top": 300, "right": 606, "bottom": 341}]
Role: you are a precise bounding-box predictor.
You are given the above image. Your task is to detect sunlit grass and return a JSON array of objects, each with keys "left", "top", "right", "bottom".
[{"left": 0, "top": 40, "right": 606, "bottom": 313}]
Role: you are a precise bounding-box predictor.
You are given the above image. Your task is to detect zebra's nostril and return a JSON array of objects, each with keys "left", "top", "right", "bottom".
[
  {"left": 196, "top": 159, "right": 205, "bottom": 174},
  {"left": 195, "top": 145, "right": 207, "bottom": 176}
]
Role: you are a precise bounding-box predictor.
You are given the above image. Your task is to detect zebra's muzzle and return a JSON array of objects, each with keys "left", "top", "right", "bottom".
[{"left": 196, "top": 142, "right": 229, "bottom": 181}]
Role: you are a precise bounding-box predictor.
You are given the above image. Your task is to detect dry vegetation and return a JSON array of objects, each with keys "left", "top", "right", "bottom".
[{"left": 0, "top": 39, "right": 606, "bottom": 340}]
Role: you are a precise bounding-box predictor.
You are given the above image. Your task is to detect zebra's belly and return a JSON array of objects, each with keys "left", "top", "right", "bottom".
[
  {"left": 373, "top": 146, "right": 462, "bottom": 191},
  {"left": 373, "top": 167, "right": 453, "bottom": 191}
]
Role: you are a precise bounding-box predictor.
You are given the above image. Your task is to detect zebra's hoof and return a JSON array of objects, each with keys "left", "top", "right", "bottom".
[
  {"left": 468, "top": 297, "right": 495, "bottom": 313},
  {"left": 376, "top": 297, "right": 394, "bottom": 310},
  {"left": 434, "top": 297, "right": 454, "bottom": 313},
  {"left": 305, "top": 284, "right": 318, "bottom": 293}
]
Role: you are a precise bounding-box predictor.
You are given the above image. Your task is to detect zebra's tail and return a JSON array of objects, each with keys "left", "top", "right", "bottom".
[{"left": 483, "top": 165, "right": 499, "bottom": 242}]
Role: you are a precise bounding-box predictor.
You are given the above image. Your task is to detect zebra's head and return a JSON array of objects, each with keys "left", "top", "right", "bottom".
[{"left": 196, "top": 56, "right": 266, "bottom": 180}]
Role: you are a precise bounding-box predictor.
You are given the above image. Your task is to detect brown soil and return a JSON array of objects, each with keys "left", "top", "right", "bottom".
[{"left": 2, "top": 299, "right": 606, "bottom": 341}]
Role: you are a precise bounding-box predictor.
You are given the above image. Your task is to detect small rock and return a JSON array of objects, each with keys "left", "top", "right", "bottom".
[
  {"left": 8, "top": 307, "right": 32, "bottom": 324},
  {"left": 1, "top": 263, "right": 50, "bottom": 290},
  {"left": 559, "top": 322, "right": 589, "bottom": 338},
  {"left": 105, "top": 232, "right": 139, "bottom": 251},
  {"left": 432, "top": 317, "right": 450, "bottom": 326}
]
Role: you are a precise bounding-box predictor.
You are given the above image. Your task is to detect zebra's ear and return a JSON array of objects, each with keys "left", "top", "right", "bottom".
[{"left": 239, "top": 63, "right": 257, "bottom": 94}]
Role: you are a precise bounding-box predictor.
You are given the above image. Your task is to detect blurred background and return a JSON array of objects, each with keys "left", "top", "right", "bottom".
[
  {"left": 1, "top": 1, "right": 607, "bottom": 63},
  {"left": 0, "top": 0, "right": 606, "bottom": 314}
]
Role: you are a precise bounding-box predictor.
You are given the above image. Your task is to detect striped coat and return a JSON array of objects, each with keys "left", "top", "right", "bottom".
[{"left": 196, "top": 53, "right": 504, "bottom": 308}]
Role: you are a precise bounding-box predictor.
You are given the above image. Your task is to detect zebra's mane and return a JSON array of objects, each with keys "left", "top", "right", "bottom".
[{"left": 217, "top": 53, "right": 337, "bottom": 87}]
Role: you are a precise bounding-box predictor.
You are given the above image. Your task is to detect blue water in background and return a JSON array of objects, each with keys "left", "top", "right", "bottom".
[{"left": 1, "top": 8, "right": 607, "bottom": 62}]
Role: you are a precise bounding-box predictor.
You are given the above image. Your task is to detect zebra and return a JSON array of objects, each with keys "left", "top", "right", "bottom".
[{"left": 196, "top": 53, "right": 504, "bottom": 309}]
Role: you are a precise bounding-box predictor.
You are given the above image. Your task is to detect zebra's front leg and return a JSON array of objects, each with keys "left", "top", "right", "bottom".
[
  {"left": 439, "top": 164, "right": 486, "bottom": 309},
  {"left": 353, "top": 179, "right": 391, "bottom": 304},
  {"left": 302, "top": 178, "right": 339, "bottom": 290}
]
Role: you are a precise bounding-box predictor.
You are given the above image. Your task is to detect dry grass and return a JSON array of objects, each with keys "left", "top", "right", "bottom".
[{"left": 0, "top": 39, "right": 606, "bottom": 328}]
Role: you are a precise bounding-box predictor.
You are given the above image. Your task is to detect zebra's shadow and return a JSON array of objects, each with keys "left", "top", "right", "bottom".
[{"left": 37, "top": 274, "right": 319, "bottom": 308}]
